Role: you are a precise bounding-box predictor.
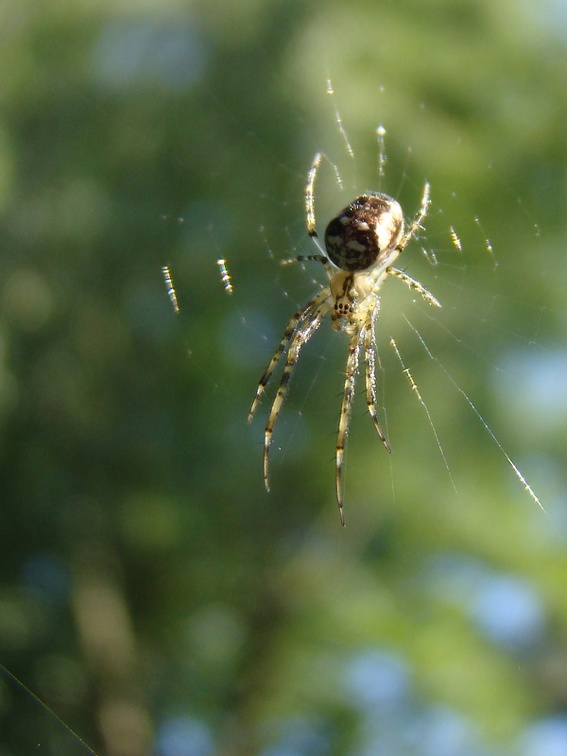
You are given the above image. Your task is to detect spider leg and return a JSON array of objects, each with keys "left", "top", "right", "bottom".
[
  {"left": 336, "top": 327, "right": 363, "bottom": 527},
  {"left": 281, "top": 254, "right": 336, "bottom": 282},
  {"left": 387, "top": 267, "right": 441, "bottom": 308},
  {"left": 398, "top": 181, "right": 430, "bottom": 249},
  {"left": 281, "top": 254, "right": 328, "bottom": 265},
  {"left": 305, "top": 151, "right": 323, "bottom": 237},
  {"left": 248, "top": 288, "right": 330, "bottom": 423},
  {"left": 364, "top": 307, "right": 391, "bottom": 452},
  {"left": 263, "top": 306, "right": 327, "bottom": 493}
]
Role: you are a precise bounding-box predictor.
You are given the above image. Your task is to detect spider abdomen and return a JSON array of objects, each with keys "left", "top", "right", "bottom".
[{"left": 324, "top": 192, "right": 404, "bottom": 272}]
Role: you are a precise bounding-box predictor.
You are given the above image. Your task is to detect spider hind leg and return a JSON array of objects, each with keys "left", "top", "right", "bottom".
[{"left": 364, "top": 312, "right": 391, "bottom": 452}]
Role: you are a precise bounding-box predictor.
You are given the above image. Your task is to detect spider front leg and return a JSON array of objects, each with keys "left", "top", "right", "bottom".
[
  {"left": 387, "top": 267, "right": 441, "bottom": 308},
  {"left": 262, "top": 311, "right": 325, "bottom": 492},
  {"left": 398, "top": 181, "right": 430, "bottom": 250},
  {"left": 280, "top": 254, "right": 336, "bottom": 284}
]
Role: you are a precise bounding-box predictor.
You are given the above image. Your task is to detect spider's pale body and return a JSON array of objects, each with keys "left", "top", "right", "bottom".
[{"left": 248, "top": 153, "right": 440, "bottom": 525}]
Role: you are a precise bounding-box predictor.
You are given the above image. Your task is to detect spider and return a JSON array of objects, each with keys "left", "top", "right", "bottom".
[{"left": 248, "top": 152, "right": 441, "bottom": 526}]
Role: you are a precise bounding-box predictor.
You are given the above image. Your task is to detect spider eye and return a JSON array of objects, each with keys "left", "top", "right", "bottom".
[{"left": 324, "top": 193, "right": 404, "bottom": 272}]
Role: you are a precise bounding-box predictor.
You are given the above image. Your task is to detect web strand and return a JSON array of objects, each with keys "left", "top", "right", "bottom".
[
  {"left": 390, "top": 336, "right": 457, "bottom": 494},
  {"left": 403, "top": 315, "right": 544, "bottom": 512}
]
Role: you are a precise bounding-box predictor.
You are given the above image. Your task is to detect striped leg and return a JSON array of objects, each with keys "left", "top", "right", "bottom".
[
  {"left": 263, "top": 308, "right": 326, "bottom": 493},
  {"left": 335, "top": 328, "right": 363, "bottom": 526},
  {"left": 364, "top": 309, "right": 391, "bottom": 452},
  {"left": 387, "top": 267, "right": 441, "bottom": 308},
  {"left": 248, "top": 288, "right": 330, "bottom": 423},
  {"left": 281, "top": 254, "right": 336, "bottom": 282},
  {"left": 398, "top": 181, "right": 430, "bottom": 248}
]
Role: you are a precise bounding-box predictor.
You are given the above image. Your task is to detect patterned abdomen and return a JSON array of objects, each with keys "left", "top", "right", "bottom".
[{"left": 324, "top": 192, "right": 404, "bottom": 272}]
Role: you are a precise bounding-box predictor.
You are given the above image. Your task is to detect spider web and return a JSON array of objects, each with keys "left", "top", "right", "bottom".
[
  {"left": 8, "top": 10, "right": 567, "bottom": 756},
  {"left": 220, "top": 81, "right": 559, "bottom": 529},
  {"left": 93, "top": 86, "right": 567, "bottom": 751}
]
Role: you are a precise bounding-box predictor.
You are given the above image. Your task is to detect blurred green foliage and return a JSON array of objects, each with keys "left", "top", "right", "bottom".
[{"left": 1, "top": 1, "right": 567, "bottom": 754}]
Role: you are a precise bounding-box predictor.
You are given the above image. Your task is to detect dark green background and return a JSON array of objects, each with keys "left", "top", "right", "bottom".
[{"left": 1, "top": 1, "right": 567, "bottom": 754}]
